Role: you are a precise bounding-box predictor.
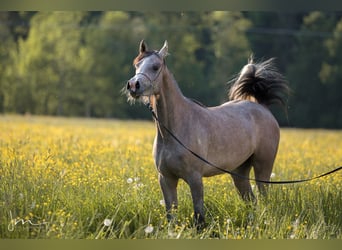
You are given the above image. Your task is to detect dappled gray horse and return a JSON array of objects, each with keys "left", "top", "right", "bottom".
[{"left": 126, "top": 40, "right": 289, "bottom": 226}]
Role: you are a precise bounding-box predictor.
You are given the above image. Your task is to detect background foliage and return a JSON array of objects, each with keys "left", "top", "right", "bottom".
[{"left": 1, "top": 11, "right": 342, "bottom": 128}]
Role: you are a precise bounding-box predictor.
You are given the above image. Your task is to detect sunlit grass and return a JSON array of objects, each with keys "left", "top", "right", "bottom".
[{"left": 0, "top": 115, "right": 341, "bottom": 239}]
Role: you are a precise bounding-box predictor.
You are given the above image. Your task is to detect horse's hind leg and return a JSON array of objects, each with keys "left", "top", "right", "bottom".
[
  {"left": 252, "top": 124, "right": 279, "bottom": 195},
  {"left": 252, "top": 152, "right": 276, "bottom": 196},
  {"left": 231, "top": 159, "right": 255, "bottom": 201}
]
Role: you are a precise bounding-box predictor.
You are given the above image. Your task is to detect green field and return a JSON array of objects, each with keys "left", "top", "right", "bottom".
[{"left": 0, "top": 115, "right": 341, "bottom": 239}]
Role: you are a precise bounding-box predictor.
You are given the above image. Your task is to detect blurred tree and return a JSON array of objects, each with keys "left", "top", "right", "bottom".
[
  {"left": 208, "top": 11, "right": 252, "bottom": 103},
  {"left": 243, "top": 12, "right": 304, "bottom": 72},
  {"left": 0, "top": 12, "right": 36, "bottom": 113},
  {"left": 0, "top": 12, "right": 15, "bottom": 113},
  {"left": 287, "top": 12, "right": 339, "bottom": 127},
  {"left": 319, "top": 17, "right": 342, "bottom": 127},
  {"left": 8, "top": 11, "right": 86, "bottom": 115},
  {"left": 82, "top": 11, "right": 147, "bottom": 117}
]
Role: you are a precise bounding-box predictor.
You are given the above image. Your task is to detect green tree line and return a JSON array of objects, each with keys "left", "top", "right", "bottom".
[{"left": 1, "top": 11, "right": 342, "bottom": 128}]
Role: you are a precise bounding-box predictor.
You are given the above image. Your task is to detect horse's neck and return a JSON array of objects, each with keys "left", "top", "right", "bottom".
[{"left": 154, "top": 68, "right": 186, "bottom": 133}]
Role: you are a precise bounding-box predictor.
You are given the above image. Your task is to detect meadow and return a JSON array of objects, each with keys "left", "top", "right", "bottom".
[{"left": 0, "top": 115, "right": 341, "bottom": 239}]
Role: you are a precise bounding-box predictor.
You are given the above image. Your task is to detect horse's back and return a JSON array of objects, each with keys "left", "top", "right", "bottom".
[{"left": 210, "top": 100, "right": 279, "bottom": 131}]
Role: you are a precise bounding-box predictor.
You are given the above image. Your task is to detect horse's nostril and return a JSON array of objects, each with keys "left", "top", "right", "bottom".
[
  {"left": 126, "top": 81, "right": 130, "bottom": 90},
  {"left": 136, "top": 81, "right": 140, "bottom": 89}
]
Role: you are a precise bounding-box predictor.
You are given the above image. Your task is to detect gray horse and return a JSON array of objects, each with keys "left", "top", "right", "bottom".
[{"left": 126, "top": 40, "right": 289, "bottom": 226}]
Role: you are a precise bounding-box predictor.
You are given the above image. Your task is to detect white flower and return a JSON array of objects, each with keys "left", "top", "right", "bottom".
[
  {"left": 144, "top": 225, "right": 154, "bottom": 234},
  {"left": 104, "top": 219, "right": 113, "bottom": 227},
  {"left": 270, "top": 172, "right": 276, "bottom": 178},
  {"left": 126, "top": 178, "right": 133, "bottom": 184}
]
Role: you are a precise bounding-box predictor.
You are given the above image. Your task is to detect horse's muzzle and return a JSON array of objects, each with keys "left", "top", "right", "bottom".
[{"left": 127, "top": 80, "right": 141, "bottom": 98}]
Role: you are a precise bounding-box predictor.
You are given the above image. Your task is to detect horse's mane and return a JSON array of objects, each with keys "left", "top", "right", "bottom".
[{"left": 188, "top": 98, "right": 207, "bottom": 108}]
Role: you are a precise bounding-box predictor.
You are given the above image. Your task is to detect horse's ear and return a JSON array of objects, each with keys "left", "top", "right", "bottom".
[
  {"left": 139, "top": 40, "right": 147, "bottom": 53},
  {"left": 158, "top": 40, "right": 168, "bottom": 58}
]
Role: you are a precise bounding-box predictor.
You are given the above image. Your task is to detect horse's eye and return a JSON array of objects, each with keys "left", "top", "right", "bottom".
[{"left": 152, "top": 64, "right": 159, "bottom": 71}]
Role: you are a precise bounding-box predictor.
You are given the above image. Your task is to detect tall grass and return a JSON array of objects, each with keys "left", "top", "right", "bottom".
[{"left": 0, "top": 115, "right": 341, "bottom": 239}]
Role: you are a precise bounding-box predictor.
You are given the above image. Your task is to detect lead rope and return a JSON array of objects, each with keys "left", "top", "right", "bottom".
[{"left": 146, "top": 102, "right": 342, "bottom": 184}]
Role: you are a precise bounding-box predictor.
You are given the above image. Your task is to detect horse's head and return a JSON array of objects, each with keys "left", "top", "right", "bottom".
[{"left": 126, "top": 40, "right": 168, "bottom": 103}]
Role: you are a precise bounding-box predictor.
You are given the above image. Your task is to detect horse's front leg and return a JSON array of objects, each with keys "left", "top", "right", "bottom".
[
  {"left": 159, "top": 173, "right": 179, "bottom": 221},
  {"left": 187, "top": 174, "right": 205, "bottom": 228}
]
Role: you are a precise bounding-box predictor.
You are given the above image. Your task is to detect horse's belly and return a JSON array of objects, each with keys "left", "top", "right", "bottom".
[
  {"left": 153, "top": 130, "right": 254, "bottom": 179},
  {"left": 201, "top": 149, "right": 253, "bottom": 177}
]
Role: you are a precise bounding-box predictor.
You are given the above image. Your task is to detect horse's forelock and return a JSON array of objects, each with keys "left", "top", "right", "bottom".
[{"left": 133, "top": 51, "right": 161, "bottom": 66}]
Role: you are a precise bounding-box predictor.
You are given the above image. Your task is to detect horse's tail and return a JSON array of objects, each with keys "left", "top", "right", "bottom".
[{"left": 228, "top": 57, "right": 289, "bottom": 107}]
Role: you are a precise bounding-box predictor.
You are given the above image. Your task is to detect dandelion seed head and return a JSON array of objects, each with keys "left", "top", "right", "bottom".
[
  {"left": 271, "top": 172, "right": 276, "bottom": 178},
  {"left": 144, "top": 224, "right": 154, "bottom": 234},
  {"left": 104, "top": 219, "right": 113, "bottom": 227},
  {"left": 126, "top": 178, "right": 133, "bottom": 184},
  {"left": 159, "top": 199, "right": 165, "bottom": 206}
]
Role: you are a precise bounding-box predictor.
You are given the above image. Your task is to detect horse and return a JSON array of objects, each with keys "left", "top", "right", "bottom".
[{"left": 126, "top": 40, "right": 289, "bottom": 226}]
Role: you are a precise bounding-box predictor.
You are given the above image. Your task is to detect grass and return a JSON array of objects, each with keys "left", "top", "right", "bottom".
[{"left": 0, "top": 115, "right": 341, "bottom": 239}]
